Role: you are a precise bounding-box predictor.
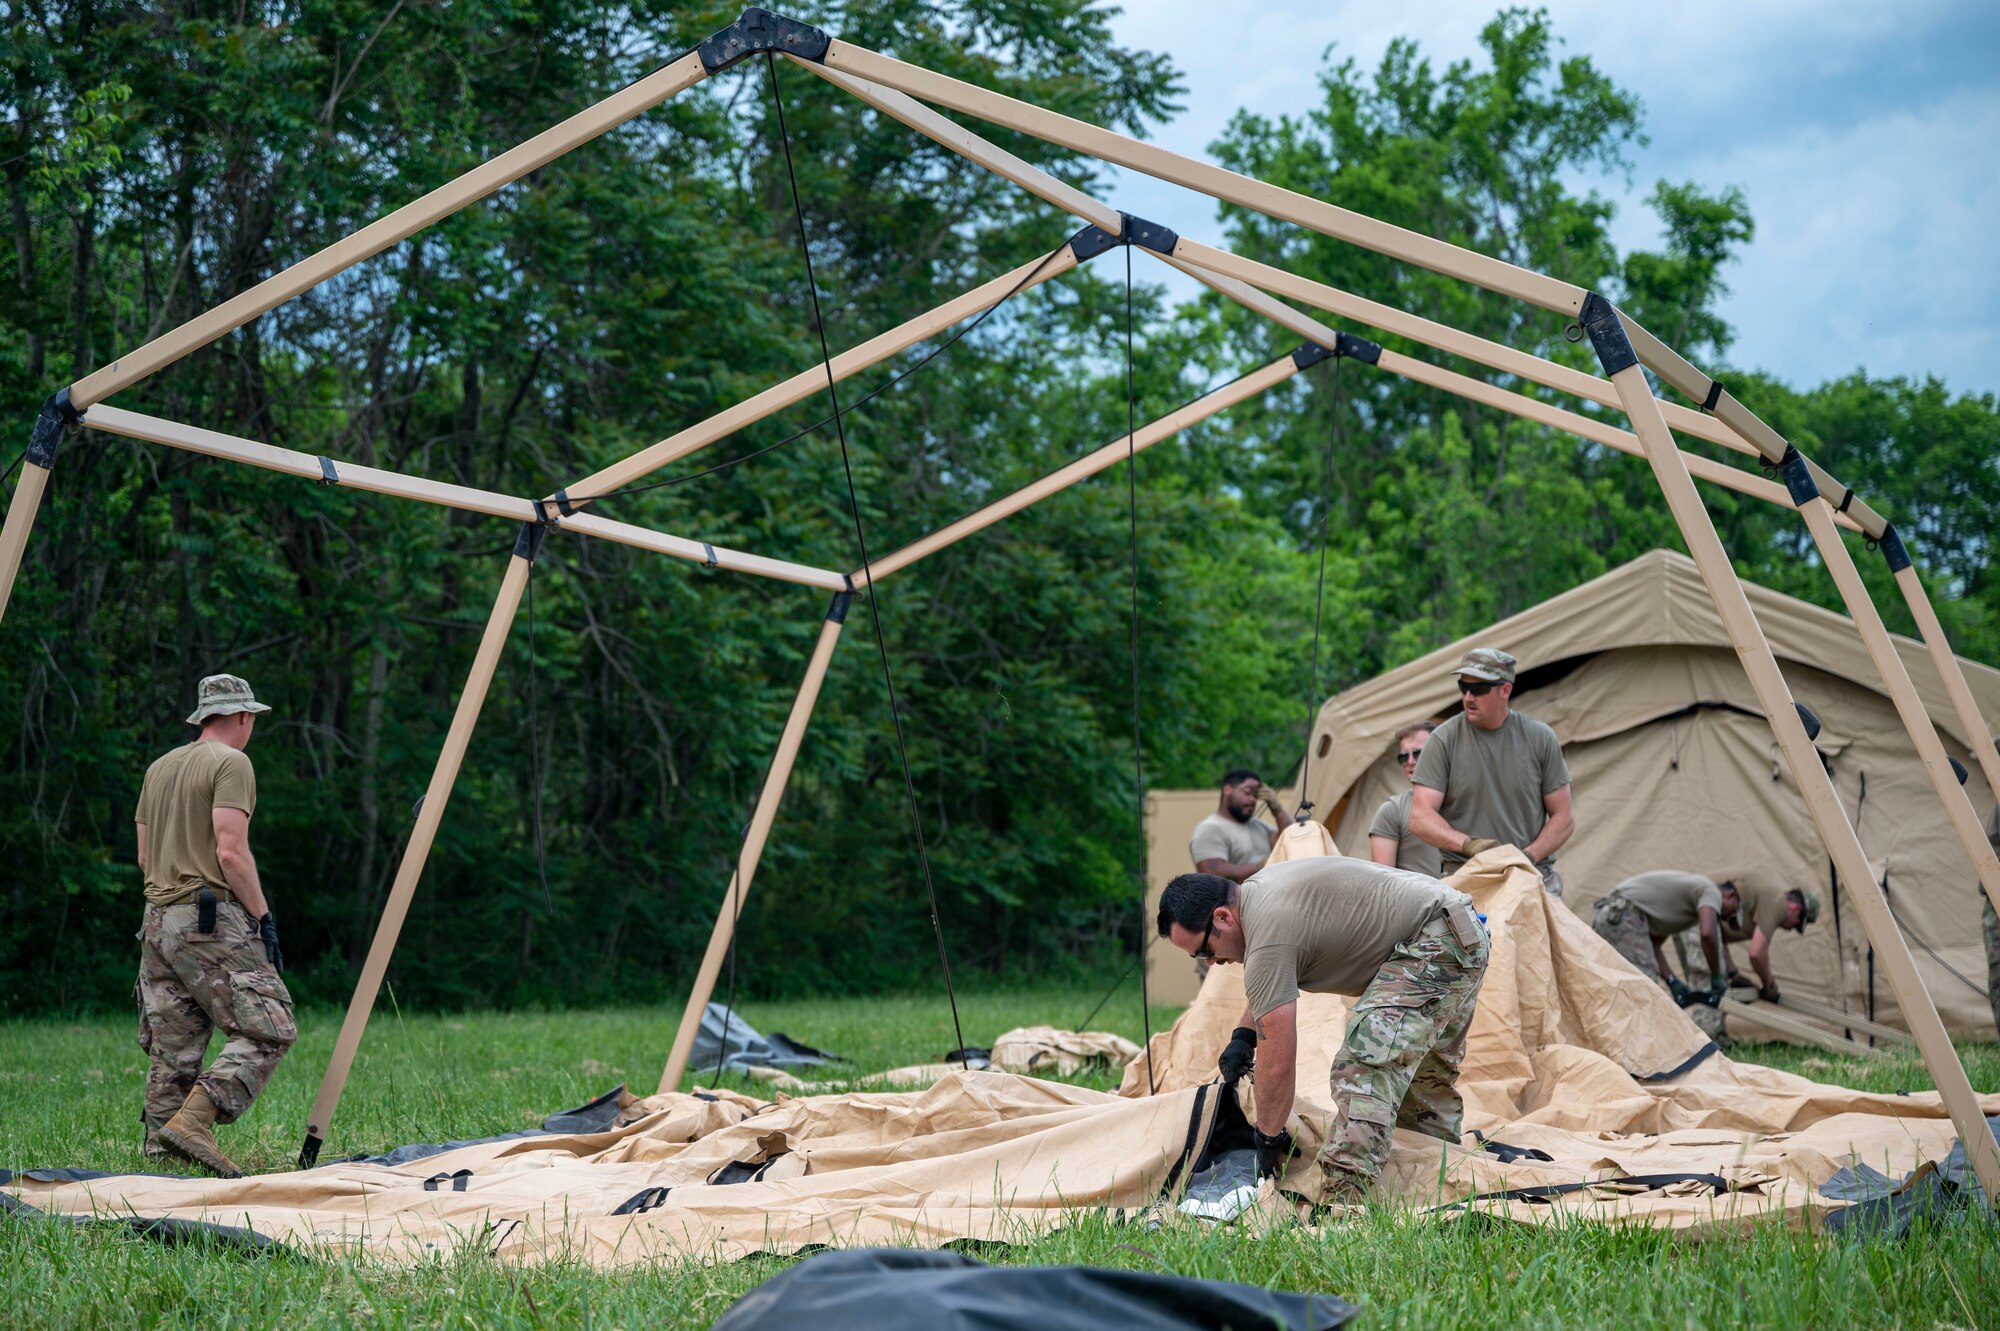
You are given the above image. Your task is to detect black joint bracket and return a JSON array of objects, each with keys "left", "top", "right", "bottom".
[
  {"left": 1776, "top": 446, "right": 1819, "bottom": 507},
  {"left": 1877, "top": 523, "right": 1912, "bottom": 574},
  {"left": 554, "top": 488, "right": 576, "bottom": 517},
  {"left": 1290, "top": 330, "right": 1381, "bottom": 371},
  {"left": 1576, "top": 292, "right": 1637, "bottom": 377},
  {"left": 1119, "top": 211, "right": 1178, "bottom": 255},
  {"left": 513, "top": 520, "right": 548, "bottom": 563},
  {"left": 826, "top": 590, "right": 852, "bottom": 623},
  {"left": 316, "top": 456, "right": 339, "bottom": 486},
  {"left": 1068, "top": 223, "right": 1121, "bottom": 263},
  {"left": 1701, "top": 378, "right": 1724, "bottom": 412},
  {"left": 297, "top": 1133, "right": 323, "bottom": 1170},
  {"left": 698, "top": 8, "right": 830, "bottom": 74},
  {"left": 26, "top": 388, "right": 84, "bottom": 469}
]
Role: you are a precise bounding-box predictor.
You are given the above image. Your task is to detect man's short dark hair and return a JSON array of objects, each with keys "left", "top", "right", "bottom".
[
  {"left": 1220, "top": 768, "right": 1261, "bottom": 791},
  {"left": 1158, "top": 872, "right": 1235, "bottom": 938}
]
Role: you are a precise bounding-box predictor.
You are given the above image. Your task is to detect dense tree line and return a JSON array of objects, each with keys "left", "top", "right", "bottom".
[{"left": 4, "top": 3, "right": 1995, "bottom": 1014}]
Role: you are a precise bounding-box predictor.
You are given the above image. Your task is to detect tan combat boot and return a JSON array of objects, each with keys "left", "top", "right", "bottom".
[{"left": 156, "top": 1087, "right": 244, "bottom": 1178}]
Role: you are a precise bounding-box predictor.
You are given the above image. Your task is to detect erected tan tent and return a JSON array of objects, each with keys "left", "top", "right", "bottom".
[{"left": 1282, "top": 549, "right": 2000, "bottom": 1037}]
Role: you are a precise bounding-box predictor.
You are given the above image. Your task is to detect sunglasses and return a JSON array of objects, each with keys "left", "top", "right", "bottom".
[
  {"left": 1457, "top": 679, "right": 1505, "bottom": 697},
  {"left": 1398, "top": 746, "right": 1425, "bottom": 764},
  {"left": 1193, "top": 910, "right": 1218, "bottom": 961}
]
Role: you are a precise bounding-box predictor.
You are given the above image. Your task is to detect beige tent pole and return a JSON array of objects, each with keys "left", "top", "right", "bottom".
[
  {"left": 559, "top": 247, "right": 1082, "bottom": 501},
  {"left": 1580, "top": 293, "right": 2000, "bottom": 1200},
  {"left": 1793, "top": 495, "right": 2000, "bottom": 915},
  {"left": 812, "top": 43, "right": 1587, "bottom": 317},
  {"left": 66, "top": 53, "right": 707, "bottom": 411},
  {"left": 299, "top": 529, "right": 540, "bottom": 1166},
  {"left": 0, "top": 462, "right": 52, "bottom": 626},
  {"left": 856, "top": 355, "right": 1300, "bottom": 587},
  {"left": 82, "top": 407, "right": 846, "bottom": 591},
  {"left": 796, "top": 58, "right": 1763, "bottom": 464},
  {"left": 1160, "top": 255, "right": 1856, "bottom": 528},
  {"left": 658, "top": 592, "right": 851, "bottom": 1093},
  {"left": 1895, "top": 564, "right": 2000, "bottom": 798}
]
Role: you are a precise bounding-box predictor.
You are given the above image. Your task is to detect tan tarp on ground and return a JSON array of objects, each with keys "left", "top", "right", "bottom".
[
  {"left": 1284, "top": 549, "right": 2000, "bottom": 1037},
  {"left": 11, "top": 856, "right": 1991, "bottom": 1262}
]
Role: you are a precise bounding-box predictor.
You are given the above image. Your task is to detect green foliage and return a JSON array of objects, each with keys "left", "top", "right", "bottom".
[{"left": 2, "top": 2, "right": 1996, "bottom": 1012}]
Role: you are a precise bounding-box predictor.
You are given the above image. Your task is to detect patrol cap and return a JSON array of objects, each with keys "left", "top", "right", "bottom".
[
  {"left": 1796, "top": 890, "right": 1821, "bottom": 932},
  {"left": 186, "top": 673, "right": 273, "bottom": 725},
  {"left": 1449, "top": 647, "right": 1517, "bottom": 684}
]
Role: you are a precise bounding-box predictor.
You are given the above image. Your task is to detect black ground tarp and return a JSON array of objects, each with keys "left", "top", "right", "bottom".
[{"left": 710, "top": 1248, "right": 1359, "bottom": 1331}]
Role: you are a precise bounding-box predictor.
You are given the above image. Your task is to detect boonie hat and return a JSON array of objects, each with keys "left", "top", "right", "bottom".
[
  {"left": 186, "top": 673, "right": 273, "bottom": 725},
  {"left": 1449, "top": 647, "right": 1517, "bottom": 684},
  {"left": 1796, "top": 890, "right": 1821, "bottom": 932}
]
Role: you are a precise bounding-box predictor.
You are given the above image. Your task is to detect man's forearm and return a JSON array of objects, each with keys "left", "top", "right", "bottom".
[
  {"left": 1409, "top": 807, "right": 1467, "bottom": 854},
  {"left": 1255, "top": 1038, "right": 1296, "bottom": 1135},
  {"left": 1701, "top": 928, "right": 1723, "bottom": 980},
  {"left": 1751, "top": 950, "right": 1775, "bottom": 989},
  {"left": 220, "top": 851, "right": 270, "bottom": 918},
  {"left": 1524, "top": 812, "right": 1575, "bottom": 863}
]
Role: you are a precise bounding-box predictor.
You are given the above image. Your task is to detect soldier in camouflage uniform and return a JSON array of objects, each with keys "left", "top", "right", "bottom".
[
  {"left": 1158, "top": 858, "right": 1489, "bottom": 1204},
  {"left": 134, "top": 674, "right": 292, "bottom": 1177}
]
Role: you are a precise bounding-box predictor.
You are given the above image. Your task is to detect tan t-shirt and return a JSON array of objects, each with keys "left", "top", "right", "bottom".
[
  {"left": 1412, "top": 710, "right": 1569, "bottom": 872},
  {"left": 1189, "top": 812, "right": 1274, "bottom": 871},
  {"left": 135, "top": 741, "right": 256, "bottom": 906},
  {"left": 1368, "top": 789, "right": 1443, "bottom": 877},
  {"left": 1614, "top": 870, "right": 1722, "bottom": 939},
  {"left": 1239, "top": 855, "right": 1464, "bottom": 1014},
  {"left": 1728, "top": 882, "right": 1792, "bottom": 943}
]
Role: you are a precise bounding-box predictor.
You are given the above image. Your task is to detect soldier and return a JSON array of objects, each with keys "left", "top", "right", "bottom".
[
  {"left": 1985, "top": 761, "right": 2000, "bottom": 1038},
  {"left": 1673, "top": 881, "right": 1818, "bottom": 1002},
  {"left": 133, "top": 674, "right": 293, "bottom": 1177},
  {"left": 1188, "top": 769, "right": 1277, "bottom": 884},
  {"left": 1408, "top": 648, "right": 1575, "bottom": 895},
  {"left": 1368, "top": 723, "right": 1442, "bottom": 877},
  {"left": 1592, "top": 871, "right": 1739, "bottom": 1035},
  {"left": 1157, "top": 858, "right": 1489, "bottom": 1204}
]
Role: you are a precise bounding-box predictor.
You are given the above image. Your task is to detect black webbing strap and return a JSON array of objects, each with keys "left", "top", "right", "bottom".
[
  {"left": 1702, "top": 379, "right": 1724, "bottom": 412},
  {"left": 316, "top": 456, "right": 338, "bottom": 485},
  {"left": 195, "top": 887, "right": 217, "bottom": 936},
  {"left": 611, "top": 1185, "right": 672, "bottom": 1215},
  {"left": 1434, "top": 1171, "right": 1731, "bottom": 1212},
  {"left": 554, "top": 488, "right": 575, "bottom": 517},
  {"left": 701, "top": 542, "right": 718, "bottom": 569},
  {"left": 421, "top": 1169, "right": 472, "bottom": 1192},
  {"left": 1637, "top": 1040, "right": 1720, "bottom": 1082},
  {"left": 1836, "top": 488, "right": 1855, "bottom": 513}
]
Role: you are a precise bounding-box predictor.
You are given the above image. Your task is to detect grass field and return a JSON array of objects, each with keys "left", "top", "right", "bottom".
[{"left": 3, "top": 987, "right": 1997, "bottom": 1329}]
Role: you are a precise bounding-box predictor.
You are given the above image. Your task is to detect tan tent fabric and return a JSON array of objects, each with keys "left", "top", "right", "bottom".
[
  {"left": 1291, "top": 550, "right": 2000, "bottom": 1036},
  {"left": 14, "top": 855, "right": 1993, "bottom": 1256},
  {"left": 991, "top": 1026, "right": 1143, "bottom": 1077}
]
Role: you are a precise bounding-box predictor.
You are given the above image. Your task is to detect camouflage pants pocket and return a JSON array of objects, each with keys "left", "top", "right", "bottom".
[
  {"left": 227, "top": 967, "right": 297, "bottom": 1047},
  {"left": 135, "top": 978, "right": 152, "bottom": 1055}
]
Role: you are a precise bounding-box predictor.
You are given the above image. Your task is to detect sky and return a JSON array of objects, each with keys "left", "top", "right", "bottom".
[{"left": 1098, "top": 0, "right": 2000, "bottom": 397}]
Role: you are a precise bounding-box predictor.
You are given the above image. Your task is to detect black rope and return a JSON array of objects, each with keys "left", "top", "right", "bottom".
[
  {"left": 523, "top": 546, "right": 554, "bottom": 914},
  {"left": 1122, "top": 243, "right": 1156, "bottom": 1094},
  {"left": 1075, "top": 954, "right": 1140, "bottom": 1033},
  {"left": 766, "top": 52, "right": 966, "bottom": 1059},
  {"left": 0, "top": 446, "right": 27, "bottom": 490},
  {"left": 559, "top": 242, "right": 1072, "bottom": 508},
  {"left": 1295, "top": 357, "right": 1342, "bottom": 804}
]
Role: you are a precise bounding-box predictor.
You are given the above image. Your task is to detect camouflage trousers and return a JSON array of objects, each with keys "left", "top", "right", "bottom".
[
  {"left": 1983, "top": 892, "right": 2000, "bottom": 1040},
  {"left": 1593, "top": 897, "right": 1723, "bottom": 1040},
  {"left": 1317, "top": 915, "right": 1490, "bottom": 1200},
  {"left": 136, "top": 899, "right": 296, "bottom": 1132}
]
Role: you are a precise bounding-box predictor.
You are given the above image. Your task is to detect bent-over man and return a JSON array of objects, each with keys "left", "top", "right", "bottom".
[
  {"left": 1369, "top": 723, "right": 1442, "bottom": 877},
  {"left": 1674, "top": 881, "right": 1818, "bottom": 1002},
  {"left": 133, "top": 674, "right": 293, "bottom": 1177},
  {"left": 1158, "top": 858, "right": 1489, "bottom": 1203},
  {"left": 1409, "top": 649, "right": 1575, "bottom": 895},
  {"left": 1188, "top": 769, "right": 1277, "bottom": 884},
  {"left": 1593, "top": 871, "right": 1739, "bottom": 1019}
]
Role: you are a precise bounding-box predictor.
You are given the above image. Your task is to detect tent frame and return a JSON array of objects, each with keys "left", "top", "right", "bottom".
[{"left": 4, "top": 7, "right": 1995, "bottom": 1191}]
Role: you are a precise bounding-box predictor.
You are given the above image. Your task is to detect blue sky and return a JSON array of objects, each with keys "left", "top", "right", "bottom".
[{"left": 1099, "top": 0, "right": 2000, "bottom": 397}]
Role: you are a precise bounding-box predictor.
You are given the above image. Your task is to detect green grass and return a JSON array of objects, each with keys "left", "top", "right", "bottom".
[{"left": 3, "top": 991, "right": 1998, "bottom": 1330}]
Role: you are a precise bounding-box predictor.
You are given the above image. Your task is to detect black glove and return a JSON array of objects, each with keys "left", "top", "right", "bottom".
[
  {"left": 1757, "top": 985, "right": 1781, "bottom": 1004},
  {"left": 1218, "top": 1026, "right": 1257, "bottom": 1084},
  {"left": 257, "top": 912, "right": 284, "bottom": 973},
  {"left": 1253, "top": 1127, "right": 1295, "bottom": 1181},
  {"left": 1666, "top": 975, "right": 1695, "bottom": 1007},
  {"left": 1702, "top": 974, "right": 1728, "bottom": 1006}
]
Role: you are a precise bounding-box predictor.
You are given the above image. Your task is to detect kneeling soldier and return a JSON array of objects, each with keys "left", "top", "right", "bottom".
[
  {"left": 133, "top": 674, "right": 294, "bottom": 1176},
  {"left": 1158, "top": 858, "right": 1490, "bottom": 1204}
]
